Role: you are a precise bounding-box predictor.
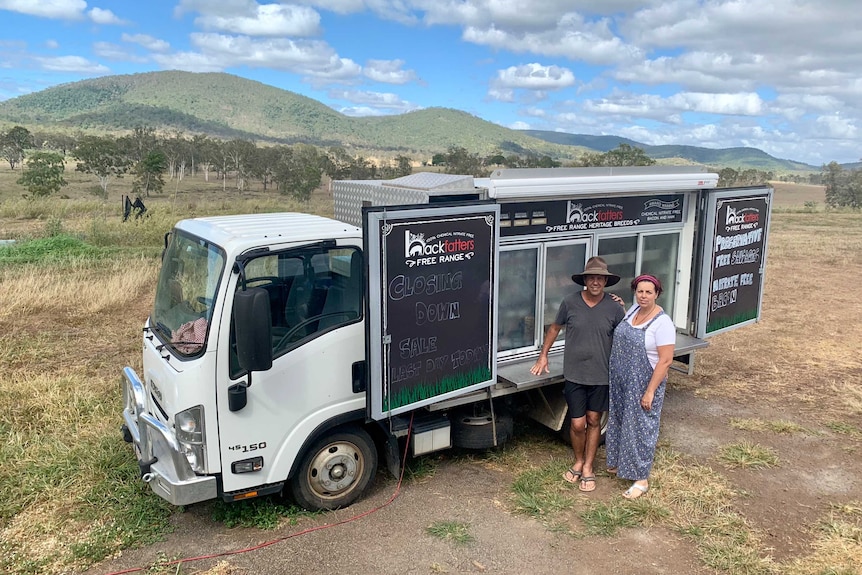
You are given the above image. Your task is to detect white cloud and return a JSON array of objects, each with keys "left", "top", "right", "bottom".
[
  {"left": 339, "top": 106, "right": 388, "bottom": 116},
  {"left": 34, "top": 55, "right": 109, "bottom": 73},
  {"left": 463, "top": 15, "right": 642, "bottom": 66},
  {"left": 509, "top": 120, "right": 531, "bottom": 129},
  {"left": 150, "top": 32, "right": 365, "bottom": 84},
  {"left": 94, "top": 41, "right": 148, "bottom": 62},
  {"left": 45, "top": 39, "right": 59, "bottom": 49},
  {"left": 523, "top": 107, "right": 546, "bottom": 118},
  {"left": 487, "top": 87, "right": 515, "bottom": 102},
  {"left": 195, "top": 4, "right": 321, "bottom": 37},
  {"left": 88, "top": 7, "right": 126, "bottom": 25},
  {"left": 0, "top": 0, "right": 86, "bottom": 19},
  {"left": 363, "top": 59, "right": 417, "bottom": 84},
  {"left": 816, "top": 114, "right": 858, "bottom": 139},
  {"left": 668, "top": 92, "right": 764, "bottom": 116},
  {"left": 176, "top": 33, "right": 362, "bottom": 83},
  {"left": 151, "top": 51, "right": 224, "bottom": 73},
  {"left": 329, "top": 88, "right": 421, "bottom": 113},
  {"left": 494, "top": 63, "right": 575, "bottom": 90},
  {"left": 415, "top": 0, "right": 645, "bottom": 30},
  {"left": 302, "top": 57, "right": 364, "bottom": 85},
  {"left": 121, "top": 33, "right": 170, "bottom": 52}
]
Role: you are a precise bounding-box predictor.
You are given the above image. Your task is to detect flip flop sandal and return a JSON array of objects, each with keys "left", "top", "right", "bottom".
[
  {"left": 579, "top": 476, "right": 597, "bottom": 492},
  {"left": 622, "top": 483, "right": 649, "bottom": 499},
  {"left": 563, "top": 467, "right": 582, "bottom": 484}
]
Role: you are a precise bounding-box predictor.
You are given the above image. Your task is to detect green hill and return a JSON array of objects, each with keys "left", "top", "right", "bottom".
[
  {"left": 0, "top": 70, "right": 814, "bottom": 170},
  {"left": 0, "top": 71, "right": 586, "bottom": 159}
]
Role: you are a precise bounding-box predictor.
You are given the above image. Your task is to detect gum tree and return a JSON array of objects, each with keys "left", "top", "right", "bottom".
[
  {"left": 72, "top": 135, "right": 129, "bottom": 197},
  {"left": 17, "top": 151, "right": 66, "bottom": 197},
  {"left": 1, "top": 125, "right": 33, "bottom": 169}
]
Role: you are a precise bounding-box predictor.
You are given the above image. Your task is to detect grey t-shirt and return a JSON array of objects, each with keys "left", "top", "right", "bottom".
[{"left": 554, "top": 292, "right": 625, "bottom": 385}]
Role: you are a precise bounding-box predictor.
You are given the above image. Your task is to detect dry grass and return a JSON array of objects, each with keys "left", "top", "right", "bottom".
[
  {"left": 0, "top": 172, "right": 341, "bottom": 573},
  {"left": 770, "top": 181, "right": 825, "bottom": 208},
  {"left": 780, "top": 502, "right": 862, "bottom": 575},
  {"left": 2, "top": 172, "right": 861, "bottom": 573},
  {"left": 682, "top": 210, "right": 862, "bottom": 424}
]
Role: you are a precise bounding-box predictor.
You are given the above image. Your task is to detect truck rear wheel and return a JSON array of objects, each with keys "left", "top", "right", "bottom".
[
  {"left": 451, "top": 408, "right": 514, "bottom": 449},
  {"left": 289, "top": 426, "right": 377, "bottom": 511}
]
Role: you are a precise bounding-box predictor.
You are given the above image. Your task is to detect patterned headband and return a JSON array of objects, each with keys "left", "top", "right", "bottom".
[{"left": 633, "top": 274, "right": 662, "bottom": 291}]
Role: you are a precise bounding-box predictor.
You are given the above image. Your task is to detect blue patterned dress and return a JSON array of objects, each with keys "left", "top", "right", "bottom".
[{"left": 605, "top": 309, "right": 667, "bottom": 481}]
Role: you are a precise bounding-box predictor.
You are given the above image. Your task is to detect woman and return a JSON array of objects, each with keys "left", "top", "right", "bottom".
[{"left": 605, "top": 274, "right": 675, "bottom": 499}]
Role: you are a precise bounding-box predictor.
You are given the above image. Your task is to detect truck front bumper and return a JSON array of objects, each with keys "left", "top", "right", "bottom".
[{"left": 121, "top": 366, "right": 217, "bottom": 506}]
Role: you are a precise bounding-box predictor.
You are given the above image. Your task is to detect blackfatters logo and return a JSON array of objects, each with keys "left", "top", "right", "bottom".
[
  {"left": 404, "top": 230, "right": 475, "bottom": 267},
  {"left": 725, "top": 206, "right": 760, "bottom": 226},
  {"left": 566, "top": 201, "right": 625, "bottom": 224}
]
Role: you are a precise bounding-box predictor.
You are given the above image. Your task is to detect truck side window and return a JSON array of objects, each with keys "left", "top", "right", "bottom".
[{"left": 230, "top": 246, "right": 363, "bottom": 377}]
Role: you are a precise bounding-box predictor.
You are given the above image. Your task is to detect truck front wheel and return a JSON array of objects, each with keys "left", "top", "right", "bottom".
[{"left": 289, "top": 427, "right": 378, "bottom": 511}]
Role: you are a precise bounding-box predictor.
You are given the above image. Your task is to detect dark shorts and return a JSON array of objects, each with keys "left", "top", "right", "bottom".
[{"left": 564, "top": 381, "right": 609, "bottom": 419}]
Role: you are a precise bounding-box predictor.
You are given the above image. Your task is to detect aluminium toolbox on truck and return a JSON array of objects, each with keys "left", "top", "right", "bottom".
[{"left": 332, "top": 167, "right": 773, "bottom": 406}]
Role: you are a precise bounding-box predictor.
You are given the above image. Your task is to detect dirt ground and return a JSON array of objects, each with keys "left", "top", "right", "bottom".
[
  {"left": 84, "top": 380, "right": 862, "bottom": 575},
  {"left": 81, "top": 191, "right": 862, "bottom": 575},
  {"left": 72, "top": 187, "right": 861, "bottom": 575}
]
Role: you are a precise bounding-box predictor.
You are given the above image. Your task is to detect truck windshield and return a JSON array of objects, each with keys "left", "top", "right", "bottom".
[{"left": 151, "top": 230, "right": 226, "bottom": 357}]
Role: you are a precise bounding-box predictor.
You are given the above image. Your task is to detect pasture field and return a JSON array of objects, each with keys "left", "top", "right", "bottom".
[{"left": 1, "top": 170, "right": 860, "bottom": 575}]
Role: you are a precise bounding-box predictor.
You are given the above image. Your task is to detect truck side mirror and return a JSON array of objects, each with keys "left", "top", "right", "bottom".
[{"left": 234, "top": 287, "right": 273, "bottom": 373}]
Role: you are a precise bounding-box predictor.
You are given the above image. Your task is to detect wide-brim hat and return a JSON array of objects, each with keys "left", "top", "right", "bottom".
[{"left": 572, "top": 256, "right": 621, "bottom": 286}]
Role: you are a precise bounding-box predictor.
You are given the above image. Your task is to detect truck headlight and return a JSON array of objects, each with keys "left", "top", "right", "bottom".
[{"left": 175, "top": 405, "right": 206, "bottom": 473}]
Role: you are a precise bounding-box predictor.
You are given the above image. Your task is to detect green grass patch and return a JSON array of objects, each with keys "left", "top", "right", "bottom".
[
  {"left": 578, "top": 501, "right": 639, "bottom": 536},
  {"left": 210, "top": 497, "right": 318, "bottom": 529},
  {"left": 405, "top": 454, "right": 441, "bottom": 482},
  {"left": 0, "top": 234, "right": 105, "bottom": 265},
  {"left": 510, "top": 461, "right": 576, "bottom": 518},
  {"left": 426, "top": 520, "right": 475, "bottom": 545},
  {"left": 825, "top": 421, "right": 862, "bottom": 437},
  {"left": 729, "top": 418, "right": 813, "bottom": 435},
  {"left": 718, "top": 441, "right": 780, "bottom": 469},
  {"left": 579, "top": 494, "right": 670, "bottom": 537}
]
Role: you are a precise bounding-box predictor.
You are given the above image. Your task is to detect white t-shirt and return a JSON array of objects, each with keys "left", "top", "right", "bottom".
[{"left": 624, "top": 305, "right": 676, "bottom": 368}]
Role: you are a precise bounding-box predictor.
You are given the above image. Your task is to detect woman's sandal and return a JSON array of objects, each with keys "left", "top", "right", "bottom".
[
  {"left": 563, "top": 466, "right": 582, "bottom": 484},
  {"left": 622, "top": 483, "right": 649, "bottom": 499}
]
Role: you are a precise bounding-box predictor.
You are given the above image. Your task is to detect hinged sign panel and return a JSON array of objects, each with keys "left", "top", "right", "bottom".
[
  {"left": 696, "top": 187, "right": 772, "bottom": 337},
  {"left": 364, "top": 203, "right": 500, "bottom": 420}
]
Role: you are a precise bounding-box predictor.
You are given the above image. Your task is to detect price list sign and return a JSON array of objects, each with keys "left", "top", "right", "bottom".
[{"left": 698, "top": 189, "right": 772, "bottom": 336}]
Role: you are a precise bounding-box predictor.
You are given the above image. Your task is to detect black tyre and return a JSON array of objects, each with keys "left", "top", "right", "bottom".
[
  {"left": 451, "top": 408, "right": 514, "bottom": 449},
  {"left": 289, "top": 426, "right": 377, "bottom": 511}
]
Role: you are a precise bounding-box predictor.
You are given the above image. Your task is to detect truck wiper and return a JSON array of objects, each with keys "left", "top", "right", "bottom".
[{"left": 155, "top": 321, "right": 172, "bottom": 338}]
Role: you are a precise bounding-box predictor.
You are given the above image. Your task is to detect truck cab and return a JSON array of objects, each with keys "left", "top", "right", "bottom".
[{"left": 123, "top": 213, "right": 375, "bottom": 509}]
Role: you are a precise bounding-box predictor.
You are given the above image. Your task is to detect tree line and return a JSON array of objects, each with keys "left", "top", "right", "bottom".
[
  {"left": 1, "top": 125, "right": 414, "bottom": 200},
  {"left": 821, "top": 161, "right": 862, "bottom": 208},
  {"left": 0, "top": 125, "right": 835, "bottom": 200}
]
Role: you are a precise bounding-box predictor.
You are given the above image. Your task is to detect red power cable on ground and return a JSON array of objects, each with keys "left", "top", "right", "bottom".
[{"left": 104, "top": 416, "right": 413, "bottom": 575}]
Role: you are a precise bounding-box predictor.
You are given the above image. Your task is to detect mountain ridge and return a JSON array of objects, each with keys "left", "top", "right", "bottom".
[
  {"left": 518, "top": 130, "right": 817, "bottom": 172},
  {"left": 0, "top": 70, "right": 817, "bottom": 171}
]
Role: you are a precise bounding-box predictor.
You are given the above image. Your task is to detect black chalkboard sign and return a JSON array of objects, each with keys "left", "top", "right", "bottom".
[
  {"left": 697, "top": 188, "right": 772, "bottom": 337},
  {"left": 364, "top": 203, "right": 499, "bottom": 419}
]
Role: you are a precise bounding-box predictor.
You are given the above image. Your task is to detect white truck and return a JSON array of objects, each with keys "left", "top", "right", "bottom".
[{"left": 121, "top": 167, "right": 772, "bottom": 510}]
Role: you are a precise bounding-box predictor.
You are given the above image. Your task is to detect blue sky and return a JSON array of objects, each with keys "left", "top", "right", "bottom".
[{"left": 1, "top": 0, "right": 860, "bottom": 166}]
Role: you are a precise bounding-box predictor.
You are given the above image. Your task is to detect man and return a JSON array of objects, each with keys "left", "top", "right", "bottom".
[{"left": 530, "top": 256, "right": 625, "bottom": 492}]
